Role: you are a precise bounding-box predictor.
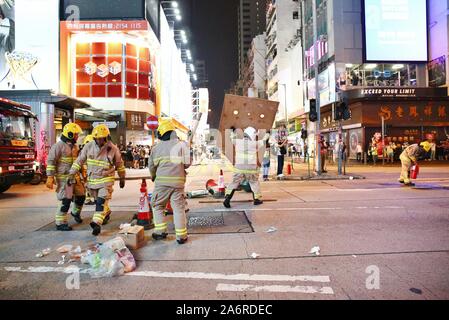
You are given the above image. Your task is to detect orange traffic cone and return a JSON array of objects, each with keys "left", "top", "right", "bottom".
[
  {"left": 217, "top": 169, "right": 225, "bottom": 197},
  {"left": 137, "top": 179, "right": 153, "bottom": 230}
]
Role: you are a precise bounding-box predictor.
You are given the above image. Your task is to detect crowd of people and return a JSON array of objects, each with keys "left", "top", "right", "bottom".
[{"left": 120, "top": 142, "right": 152, "bottom": 169}]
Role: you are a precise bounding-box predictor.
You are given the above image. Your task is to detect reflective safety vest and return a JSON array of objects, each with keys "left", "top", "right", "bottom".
[
  {"left": 46, "top": 140, "right": 78, "bottom": 183},
  {"left": 232, "top": 136, "right": 261, "bottom": 175},
  {"left": 149, "top": 138, "right": 191, "bottom": 188},
  {"left": 70, "top": 140, "right": 125, "bottom": 189}
]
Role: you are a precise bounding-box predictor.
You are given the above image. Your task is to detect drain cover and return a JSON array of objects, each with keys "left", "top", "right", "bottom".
[{"left": 188, "top": 215, "right": 225, "bottom": 227}]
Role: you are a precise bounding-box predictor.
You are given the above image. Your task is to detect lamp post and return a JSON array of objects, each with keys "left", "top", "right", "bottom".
[{"left": 312, "top": 0, "right": 322, "bottom": 175}]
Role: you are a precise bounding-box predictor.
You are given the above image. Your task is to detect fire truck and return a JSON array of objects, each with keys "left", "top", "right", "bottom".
[{"left": 0, "top": 97, "right": 37, "bottom": 193}]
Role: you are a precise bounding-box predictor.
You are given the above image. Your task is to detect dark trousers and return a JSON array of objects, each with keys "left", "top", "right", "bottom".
[
  {"left": 277, "top": 155, "right": 285, "bottom": 175},
  {"left": 357, "top": 152, "right": 362, "bottom": 162},
  {"left": 321, "top": 154, "right": 326, "bottom": 172}
]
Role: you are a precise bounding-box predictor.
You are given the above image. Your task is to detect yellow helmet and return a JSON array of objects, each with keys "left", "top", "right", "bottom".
[
  {"left": 92, "top": 124, "right": 110, "bottom": 139},
  {"left": 62, "top": 123, "right": 82, "bottom": 140},
  {"left": 157, "top": 118, "right": 176, "bottom": 137},
  {"left": 83, "top": 134, "right": 94, "bottom": 145}
]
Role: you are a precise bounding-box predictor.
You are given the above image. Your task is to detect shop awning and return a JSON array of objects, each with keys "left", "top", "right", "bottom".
[{"left": 75, "top": 107, "right": 121, "bottom": 122}]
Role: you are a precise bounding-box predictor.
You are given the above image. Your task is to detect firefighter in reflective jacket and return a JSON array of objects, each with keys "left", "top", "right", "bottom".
[
  {"left": 46, "top": 123, "right": 85, "bottom": 231},
  {"left": 149, "top": 118, "right": 191, "bottom": 245},
  {"left": 223, "top": 127, "right": 265, "bottom": 209},
  {"left": 69, "top": 124, "right": 126, "bottom": 236},
  {"left": 399, "top": 143, "right": 425, "bottom": 187},
  {"left": 81, "top": 135, "right": 95, "bottom": 206}
]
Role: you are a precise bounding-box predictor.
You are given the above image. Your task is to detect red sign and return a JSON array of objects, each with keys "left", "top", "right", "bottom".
[{"left": 147, "top": 115, "right": 159, "bottom": 130}]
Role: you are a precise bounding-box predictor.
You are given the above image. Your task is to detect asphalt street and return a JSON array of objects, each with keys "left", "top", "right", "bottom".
[{"left": 0, "top": 160, "right": 448, "bottom": 300}]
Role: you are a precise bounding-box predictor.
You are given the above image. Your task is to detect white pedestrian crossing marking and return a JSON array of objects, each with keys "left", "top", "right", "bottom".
[{"left": 216, "top": 283, "right": 334, "bottom": 295}]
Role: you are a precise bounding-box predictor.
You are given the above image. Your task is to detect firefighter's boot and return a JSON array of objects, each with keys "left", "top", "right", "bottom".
[
  {"left": 90, "top": 222, "right": 101, "bottom": 236},
  {"left": 223, "top": 190, "right": 235, "bottom": 209},
  {"left": 57, "top": 224, "right": 73, "bottom": 231}
]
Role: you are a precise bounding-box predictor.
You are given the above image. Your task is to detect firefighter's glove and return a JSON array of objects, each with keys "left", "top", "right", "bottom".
[
  {"left": 45, "top": 176, "right": 55, "bottom": 190},
  {"left": 119, "top": 178, "right": 126, "bottom": 189},
  {"left": 67, "top": 174, "right": 76, "bottom": 186}
]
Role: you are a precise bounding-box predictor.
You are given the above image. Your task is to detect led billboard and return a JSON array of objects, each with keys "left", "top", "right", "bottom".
[{"left": 363, "top": 0, "right": 428, "bottom": 62}]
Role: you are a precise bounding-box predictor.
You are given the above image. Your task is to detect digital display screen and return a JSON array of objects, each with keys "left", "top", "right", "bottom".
[{"left": 363, "top": 0, "right": 428, "bottom": 62}]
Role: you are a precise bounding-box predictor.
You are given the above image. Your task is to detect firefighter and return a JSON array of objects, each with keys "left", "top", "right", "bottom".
[
  {"left": 223, "top": 127, "right": 264, "bottom": 209},
  {"left": 69, "top": 124, "right": 126, "bottom": 236},
  {"left": 46, "top": 123, "right": 85, "bottom": 231},
  {"left": 399, "top": 143, "right": 425, "bottom": 187},
  {"left": 149, "top": 118, "right": 191, "bottom": 245},
  {"left": 81, "top": 135, "right": 95, "bottom": 206}
]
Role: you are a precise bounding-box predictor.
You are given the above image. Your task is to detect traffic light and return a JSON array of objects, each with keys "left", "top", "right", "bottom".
[
  {"left": 335, "top": 100, "right": 351, "bottom": 121},
  {"left": 309, "top": 99, "right": 318, "bottom": 122}
]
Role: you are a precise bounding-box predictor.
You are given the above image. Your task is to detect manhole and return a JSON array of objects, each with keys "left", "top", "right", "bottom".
[
  {"left": 188, "top": 215, "right": 225, "bottom": 227},
  {"left": 36, "top": 210, "right": 253, "bottom": 234}
]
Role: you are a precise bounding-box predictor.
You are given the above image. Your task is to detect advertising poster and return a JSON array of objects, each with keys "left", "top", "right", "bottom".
[
  {"left": 0, "top": 0, "right": 15, "bottom": 83},
  {"left": 364, "top": 0, "right": 428, "bottom": 62},
  {"left": 428, "top": 55, "right": 447, "bottom": 87}
]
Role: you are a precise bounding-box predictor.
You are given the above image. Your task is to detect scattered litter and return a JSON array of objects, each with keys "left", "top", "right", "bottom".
[
  {"left": 266, "top": 227, "right": 277, "bottom": 233},
  {"left": 309, "top": 246, "right": 321, "bottom": 256},
  {"left": 72, "top": 246, "right": 82, "bottom": 254},
  {"left": 250, "top": 252, "right": 260, "bottom": 259},
  {"left": 58, "top": 255, "right": 66, "bottom": 265},
  {"left": 36, "top": 248, "right": 51, "bottom": 258},
  {"left": 119, "top": 223, "right": 132, "bottom": 230},
  {"left": 349, "top": 176, "right": 354, "bottom": 180},
  {"left": 57, "top": 245, "right": 73, "bottom": 253},
  {"left": 352, "top": 255, "right": 357, "bottom": 258},
  {"left": 81, "top": 237, "right": 136, "bottom": 278}
]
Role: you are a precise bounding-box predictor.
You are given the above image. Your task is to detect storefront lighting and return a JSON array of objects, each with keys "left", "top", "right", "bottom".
[
  {"left": 190, "top": 64, "right": 195, "bottom": 72},
  {"left": 365, "top": 64, "right": 377, "bottom": 70},
  {"left": 172, "top": 1, "right": 179, "bottom": 8},
  {"left": 346, "top": 64, "right": 354, "bottom": 68},
  {"left": 392, "top": 64, "right": 404, "bottom": 70}
]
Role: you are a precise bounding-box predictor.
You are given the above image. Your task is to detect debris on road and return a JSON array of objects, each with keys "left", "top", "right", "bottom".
[
  {"left": 309, "top": 246, "right": 321, "bottom": 256},
  {"left": 57, "top": 245, "right": 73, "bottom": 253},
  {"left": 266, "top": 227, "right": 277, "bottom": 233},
  {"left": 35, "top": 248, "right": 51, "bottom": 258},
  {"left": 119, "top": 223, "right": 132, "bottom": 230},
  {"left": 250, "top": 252, "right": 260, "bottom": 259},
  {"left": 57, "top": 255, "right": 66, "bottom": 265},
  {"left": 352, "top": 255, "right": 357, "bottom": 258},
  {"left": 81, "top": 237, "right": 136, "bottom": 278},
  {"left": 118, "top": 225, "right": 146, "bottom": 250}
]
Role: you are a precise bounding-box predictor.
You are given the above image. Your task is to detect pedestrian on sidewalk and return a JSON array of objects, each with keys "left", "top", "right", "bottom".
[
  {"left": 149, "top": 118, "right": 191, "bottom": 245},
  {"left": 46, "top": 123, "right": 85, "bottom": 231},
  {"left": 224, "top": 127, "right": 264, "bottom": 208},
  {"left": 262, "top": 137, "right": 271, "bottom": 181},
  {"left": 371, "top": 144, "right": 378, "bottom": 166},
  {"left": 319, "top": 135, "right": 329, "bottom": 173},
  {"left": 356, "top": 143, "right": 363, "bottom": 162},
  {"left": 276, "top": 124, "right": 288, "bottom": 179}
]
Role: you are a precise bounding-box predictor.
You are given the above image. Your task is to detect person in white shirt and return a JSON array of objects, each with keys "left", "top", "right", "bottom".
[{"left": 356, "top": 143, "right": 363, "bottom": 162}]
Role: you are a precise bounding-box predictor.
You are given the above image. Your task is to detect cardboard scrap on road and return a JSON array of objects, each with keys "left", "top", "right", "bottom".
[{"left": 309, "top": 246, "right": 321, "bottom": 256}]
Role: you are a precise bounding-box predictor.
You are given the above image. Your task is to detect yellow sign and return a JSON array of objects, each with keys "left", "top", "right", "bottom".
[{"left": 11, "top": 140, "right": 29, "bottom": 147}]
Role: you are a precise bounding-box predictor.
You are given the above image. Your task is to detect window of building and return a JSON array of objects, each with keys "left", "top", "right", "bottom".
[{"left": 293, "top": 11, "right": 299, "bottom": 20}]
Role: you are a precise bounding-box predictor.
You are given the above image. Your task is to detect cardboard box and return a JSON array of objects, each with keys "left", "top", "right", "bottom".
[{"left": 118, "top": 226, "right": 146, "bottom": 250}]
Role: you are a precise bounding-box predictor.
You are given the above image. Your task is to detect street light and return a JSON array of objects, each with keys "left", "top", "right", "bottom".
[{"left": 161, "top": 1, "right": 178, "bottom": 8}]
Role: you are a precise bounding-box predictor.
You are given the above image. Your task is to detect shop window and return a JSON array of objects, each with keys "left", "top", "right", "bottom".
[
  {"left": 139, "top": 47, "right": 149, "bottom": 60},
  {"left": 76, "top": 43, "right": 90, "bottom": 55},
  {"left": 92, "top": 85, "right": 106, "bottom": 97},
  {"left": 126, "top": 71, "right": 138, "bottom": 85},
  {"left": 76, "top": 85, "right": 90, "bottom": 97},
  {"left": 126, "top": 43, "right": 137, "bottom": 57},
  {"left": 125, "top": 85, "right": 137, "bottom": 99},
  {"left": 108, "top": 42, "right": 123, "bottom": 56},
  {"left": 126, "top": 57, "right": 138, "bottom": 71},
  {"left": 139, "top": 86, "right": 150, "bottom": 100},
  {"left": 139, "top": 73, "right": 149, "bottom": 87},
  {"left": 139, "top": 60, "right": 150, "bottom": 73},
  {"left": 76, "top": 71, "right": 91, "bottom": 84},
  {"left": 92, "top": 42, "right": 106, "bottom": 55},
  {"left": 108, "top": 84, "right": 122, "bottom": 97}
]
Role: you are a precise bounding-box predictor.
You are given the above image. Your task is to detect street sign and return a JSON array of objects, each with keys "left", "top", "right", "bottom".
[
  {"left": 93, "top": 121, "right": 118, "bottom": 129},
  {"left": 147, "top": 115, "right": 159, "bottom": 130}
]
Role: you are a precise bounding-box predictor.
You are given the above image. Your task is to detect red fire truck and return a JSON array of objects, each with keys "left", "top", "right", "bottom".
[{"left": 0, "top": 97, "right": 37, "bottom": 193}]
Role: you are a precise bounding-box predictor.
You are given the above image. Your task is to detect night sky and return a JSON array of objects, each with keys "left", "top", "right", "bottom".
[{"left": 177, "top": 0, "right": 239, "bottom": 129}]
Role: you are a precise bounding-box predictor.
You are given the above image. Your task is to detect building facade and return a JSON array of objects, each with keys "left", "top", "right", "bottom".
[
  {"left": 238, "top": 0, "right": 267, "bottom": 78},
  {"left": 241, "top": 33, "right": 267, "bottom": 98}
]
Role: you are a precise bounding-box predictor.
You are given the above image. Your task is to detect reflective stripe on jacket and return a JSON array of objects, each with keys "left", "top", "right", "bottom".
[
  {"left": 70, "top": 140, "right": 125, "bottom": 189},
  {"left": 46, "top": 140, "right": 77, "bottom": 183},
  {"left": 149, "top": 138, "right": 191, "bottom": 188}
]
